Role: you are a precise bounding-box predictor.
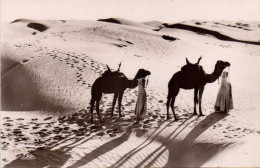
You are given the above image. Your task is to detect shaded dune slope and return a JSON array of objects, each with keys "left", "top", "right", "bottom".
[
  {"left": 10, "top": 19, "right": 49, "bottom": 32},
  {"left": 98, "top": 18, "right": 121, "bottom": 24},
  {"left": 163, "top": 23, "right": 260, "bottom": 45},
  {"left": 1, "top": 46, "right": 89, "bottom": 113},
  {"left": 27, "top": 23, "right": 49, "bottom": 32},
  {"left": 1, "top": 57, "right": 43, "bottom": 111}
]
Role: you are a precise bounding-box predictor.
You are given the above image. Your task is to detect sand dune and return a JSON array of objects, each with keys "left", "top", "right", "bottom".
[
  {"left": 142, "top": 20, "right": 164, "bottom": 28},
  {"left": 10, "top": 19, "right": 36, "bottom": 24},
  {"left": 1, "top": 18, "right": 260, "bottom": 167},
  {"left": 98, "top": 18, "right": 154, "bottom": 29},
  {"left": 162, "top": 23, "right": 260, "bottom": 45},
  {"left": 1, "top": 19, "right": 64, "bottom": 41}
]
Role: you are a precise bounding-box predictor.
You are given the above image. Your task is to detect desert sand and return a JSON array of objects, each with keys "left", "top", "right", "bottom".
[{"left": 1, "top": 18, "right": 260, "bottom": 167}]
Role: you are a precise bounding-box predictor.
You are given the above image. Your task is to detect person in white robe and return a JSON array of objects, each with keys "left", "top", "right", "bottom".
[
  {"left": 135, "top": 77, "right": 148, "bottom": 120},
  {"left": 215, "top": 71, "right": 234, "bottom": 112}
]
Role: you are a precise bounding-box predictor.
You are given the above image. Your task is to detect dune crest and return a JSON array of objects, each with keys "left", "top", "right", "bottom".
[
  {"left": 162, "top": 23, "right": 260, "bottom": 45},
  {"left": 98, "top": 17, "right": 153, "bottom": 29}
]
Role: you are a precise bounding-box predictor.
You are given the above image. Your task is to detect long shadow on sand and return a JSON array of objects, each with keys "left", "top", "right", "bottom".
[
  {"left": 3, "top": 107, "right": 160, "bottom": 168},
  {"left": 67, "top": 129, "right": 133, "bottom": 168},
  {"left": 3, "top": 111, "right": 231, "bottom": 168},
  {"left": 109, "top": 115, "right": 196, "bottom": 168},
  {"left": 4, "top": 147, "right": 70, "bottom": 168},
  {"left": 3, "top": 132, "right": 97, "bottom": 168},
  {"left": 66, "top": 111, "right": 166, "bottom": 168},
  {"left": 135, "top": 112, "right": 232, "bottom": 168}
]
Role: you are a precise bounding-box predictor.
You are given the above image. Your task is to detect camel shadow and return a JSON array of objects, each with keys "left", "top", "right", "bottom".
[
  {"left": 3, "top": 131, "right": 98, "bottom": 168},
  {"left": 4, "top": 147, "right": 70, "bottom": 168},
  {"left": 67, "top": 129, "right": 133, "bottom": 168},
  {"left": 135, "top": 112, "right": 231, "bottom": 168},
  {"left": 3, "top": 108, "right": 150, "bottom": 168},
  {"left": 66, "top": 109, "right": 166, "bottom": 168},
  {"left": 110, "top": 115, "right": 196, "bottom": 168},
  {"left": 3, "top": 108, "right": 230, "bottom": 168},
  {"left": 164, "top": 112, "right": 231, "bottom": 167}
]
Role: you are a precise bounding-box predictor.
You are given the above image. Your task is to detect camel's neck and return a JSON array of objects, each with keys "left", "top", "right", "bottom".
[
  {"left": 206, "top": 65, "right": 224, "bottom": 83},
  {"left": 126, "top": 78, "right": 138, "bottom": 89},
  {"left": 125, "top": 71, "right": 142, "bottom": 89}
]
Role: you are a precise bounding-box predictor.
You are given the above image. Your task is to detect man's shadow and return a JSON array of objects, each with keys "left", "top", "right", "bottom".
[
  {"left": 3, "top": 107, "right": 148, "bottom": 168},
  {"left": 134, "top": 112, "right": 231, "bottom": 168},
  {"left": 4, "top": 111, "right": 230, "bottom": 168},
  {"left": 164, "top": 112, "right": 231, "bottom": 167}
]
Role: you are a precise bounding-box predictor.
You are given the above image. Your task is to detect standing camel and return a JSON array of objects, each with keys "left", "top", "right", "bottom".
[
  {"left": 166, "top": 59, "right": 230, "bottom": 120},
  {"left": 90, "top": 68, "right": 151, "bottom": 123}
]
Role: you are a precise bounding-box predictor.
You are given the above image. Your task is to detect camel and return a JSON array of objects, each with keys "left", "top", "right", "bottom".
[
  {"left": 90, "top": 65, "right": 151, "bottom": 123},
  {"left": 166, "top": 59, "right": 230, "bottom": 120}
]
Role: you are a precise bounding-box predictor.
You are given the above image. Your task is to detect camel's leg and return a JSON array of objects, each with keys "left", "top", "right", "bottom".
[
  {"left": 198, "top": 86, "right": 205, "bottom": 116},
  {"left": 170, "top": 96, "right": 177, "bottom": 120},
  {"left": 111, "top": 93, "right": 118, "bottom": 116},
  {"left": 96, "top": 94, "right": 103, "bottom": 123},
  {"left": 166, "top": 97, "right": 171, "bottom": 120},
  {"left": 194, "top": 88, "right": 198, "bottom": 115},
  {"left": 90, "top": 98, "right": 95, "bottom": 124},
  {"left": 118, "top": 92, "right": 124, "bottom": 117},
  {"left": 170, "top": 87, "right": 179, "bottom": 120}
]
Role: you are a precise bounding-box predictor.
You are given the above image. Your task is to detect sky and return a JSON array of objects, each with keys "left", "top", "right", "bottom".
[{"left": 1, "top": 0, "right": 260, "bottom": 22}]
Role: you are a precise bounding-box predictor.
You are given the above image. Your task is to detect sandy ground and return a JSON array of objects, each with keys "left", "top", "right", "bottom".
[{"left": 1, "top": 18, "right": 260, "bottom": 167}]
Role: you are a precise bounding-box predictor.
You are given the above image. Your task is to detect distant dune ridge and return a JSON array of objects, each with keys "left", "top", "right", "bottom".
[
  {"left": 10, "top": 19, "right": 35, "bottom": 24},
  {"left": 97, "top": 18, "right": 260, "bottom": 44},
  {"left": 1, "top": 17, "right": 260, "bottom": 167},
  {"left": 98, "top": 18, "right": 121, "bottom": 24},
  {"left": 162, "top": 23, "right": 260, "bottom": 45},
  {"left": 98, "top": 18, "right": 154, "bottom": 29}
]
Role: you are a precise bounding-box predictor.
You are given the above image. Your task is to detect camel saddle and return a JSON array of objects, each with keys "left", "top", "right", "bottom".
[
  {"left": 181, "top": 63, "right": 203, "bottom": 72},
  {"left": 101, "top": 70, "right": 126, "bottom": 81},
  {"left": 101, "top": 63, "right": 126, "bottom": 81},
  {"left": 180, "top": 57, "right": 207, "bottom": 84},
  {"left": 181, "top": 57, "right": 202, "bottom": 71}
]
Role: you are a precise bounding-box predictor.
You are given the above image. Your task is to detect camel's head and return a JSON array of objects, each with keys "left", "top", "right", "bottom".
[
  {"left": 135, "top": 69, "right": 151, "bottom": 79},
  {"left": 216, "top": 60, "right": 230, "bottom": 70}
]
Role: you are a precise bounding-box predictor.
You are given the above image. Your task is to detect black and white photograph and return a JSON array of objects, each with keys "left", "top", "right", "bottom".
[{"left": 1, "top": 0, "right": 260, "bottom": 167}]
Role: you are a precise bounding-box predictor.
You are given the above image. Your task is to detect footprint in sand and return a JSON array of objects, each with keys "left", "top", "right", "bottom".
[
  {"left": 61, "top": 130, "right": 71, "bottom": 134},
  {"left": 3, "top": 123, "right": 13, "bottom": 127},
  {"left": 5, "top": 128, "right": 12, "bottom": 132},
  {"left": 16, "top": 118, "right": 24, "bottom": 121},
  {"left": 44, "top": 117, "right": 53, "bottom": 121},
  {"left": 82, "top": 81, "right": 87, "bottom": 85},
  {"left": 13, "top": 129, "right": 22, "bottom": 135},
  {"left": 143, "top": 125, "right": 150, "bottom": 129},
  {"left": 109, "top": 133, "right": 116, "bottom": 137},
  {"left": 96, "top": 132, "right": 105, "bottom": 136}
]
